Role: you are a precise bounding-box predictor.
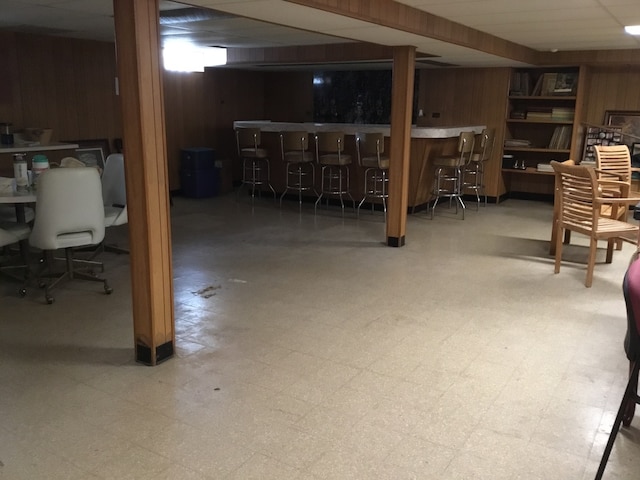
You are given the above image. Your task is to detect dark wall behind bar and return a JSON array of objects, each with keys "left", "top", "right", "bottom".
[{"left": 313, "top": 70, "right": 392, "bottom": 124}]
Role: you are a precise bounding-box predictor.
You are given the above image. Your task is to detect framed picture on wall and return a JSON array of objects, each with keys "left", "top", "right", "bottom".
[
  {"left": 604, "top": 110, "right": 640, "bottom": 145},
  {"left": 75, "top": 147, "right": 105, "bottom": 172},
  {"left": 62, "top": 138, "right": 111, "bottom": 157}
]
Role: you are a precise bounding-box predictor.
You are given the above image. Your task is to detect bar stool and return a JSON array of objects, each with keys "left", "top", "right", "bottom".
[
  {"left": 314, "top": 131, "right": 355, "bottom": 214},
  {"left": 463, "top": 127, "right": 495, "bottom": 208},
  {"left": 279, "top": 130, "right": 318, "bottom": 208},
  {"left": 355, "top": 132, "right": 389, "bottom": 219},
  {"left": 431, "top": 131, "right": 475, "bottom": 219},
  {"left": 235, "top": 127, "right": 276, "bottom": 201}
]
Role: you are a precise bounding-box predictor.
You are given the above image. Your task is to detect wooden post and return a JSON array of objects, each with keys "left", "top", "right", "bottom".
[
  {"left": 387, "top": 46, "right": 416, "bottom": 247},
  {"left": 113, "top": 0, "right": 175, "bottom": 365}
]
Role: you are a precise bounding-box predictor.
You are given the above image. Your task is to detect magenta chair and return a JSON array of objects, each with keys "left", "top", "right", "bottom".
[{"left": 596, "top": 256, "right": 640, "bottom": 479}]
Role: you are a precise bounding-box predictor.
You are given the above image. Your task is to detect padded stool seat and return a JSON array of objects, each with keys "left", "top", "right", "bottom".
[
  {"left": 318, "top": 154, "right": 351, "bottom": 166},
  {"left": 240, "top": 147, "right": 268, "bottom": 158}
]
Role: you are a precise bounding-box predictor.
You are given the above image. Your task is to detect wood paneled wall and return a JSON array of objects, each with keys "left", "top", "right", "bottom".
[
  {"left": 582, "top": 65, "right": 640, "bottom": 125},
  {"left": 0, "top": 32, "right": 121, "bottom": 145},
  {"left": 4, "top": 30, "right": 638, "bottom": 194},
  {"left": 418, "top": 67, "right": 511, "bottom": 197},
  {"left": 263, "top": 72, "right": 314, "bottom": 122},
  {"left": 163, "top": 71, "right": 208, "bottom": 188}
]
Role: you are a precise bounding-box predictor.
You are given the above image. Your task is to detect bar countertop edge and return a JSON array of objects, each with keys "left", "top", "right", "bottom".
[{"left": 233, "top": 121, "right": 485, "bottom": 139}]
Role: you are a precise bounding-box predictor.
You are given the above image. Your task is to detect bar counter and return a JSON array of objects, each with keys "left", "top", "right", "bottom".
[{"left": 233, "top": 121, "right": 485, "bottom": 209}]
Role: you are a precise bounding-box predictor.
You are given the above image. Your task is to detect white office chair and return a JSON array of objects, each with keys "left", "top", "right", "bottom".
[
  {"left": 29, "top": 167, "right": 112, "bottom": 304},
  {"left": 0, "top": 221, "right": 31, "bottom": 296},
  {"left": 100, "top": 153, "right": 128, "bottom": 254}
]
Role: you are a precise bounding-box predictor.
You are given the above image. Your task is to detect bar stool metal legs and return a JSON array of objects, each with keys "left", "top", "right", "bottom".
[
  {"left": 239, "top": 156, "right": 276, "bottom": 201},
  {"left": 235, "top": 127, "right": 276, "bottom": 203},
  {"left": 357, "top": 167, "right": 388, "bottom": 218},
  {"left": 431, "top": 164, "right": 465, "bottom": 219},
  {"left": 355, "top": 132, "right": 389, "bottom": 220},
  {"left": 314, "top": 131, "right": 355, "bottom": 216},
  {"left": 315, "top": 164, "right": 355, "bottom": 214},
  {"left": 462, "top": 160, "right": 485, "bottom": 209},
  {"left": 279, "top": 131, "right": 318, "bottom": 209},
  {"left": 280, "top": 160, "right": 318, "bottom": 208},
  {"left": 430, "top": 130, "right": 475, "bottom": 220}
]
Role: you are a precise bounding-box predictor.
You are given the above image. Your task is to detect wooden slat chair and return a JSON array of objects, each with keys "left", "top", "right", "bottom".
[
  {"left": 550, "top": 160, "right": 640, "bottom": 287},
  {"left": 595, "top": 145, "right": 636, "bottom": 249}
]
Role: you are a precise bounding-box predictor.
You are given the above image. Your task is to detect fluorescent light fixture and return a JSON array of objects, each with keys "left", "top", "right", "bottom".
[
  {"left": 624, "top": 25, "right": 640, "bottom": 35},
  {"left": 162, "top": 42, "right": 227, "bottom": 72}
]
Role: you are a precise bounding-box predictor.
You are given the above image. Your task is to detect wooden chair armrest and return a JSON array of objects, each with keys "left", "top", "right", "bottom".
[
  {"left": 595, "top": 196, "right": 640, "bottom": 206},
  {"left": 595, "top": 169, "right": 627, "bottom": 180},
  {"left": 597, "top": 179, "right": 629, "bottom": 187}
]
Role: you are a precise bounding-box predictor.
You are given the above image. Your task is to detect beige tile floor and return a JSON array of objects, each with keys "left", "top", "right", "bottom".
[{"left": 1, "top": 193, "right": 640, "bottom": 479}]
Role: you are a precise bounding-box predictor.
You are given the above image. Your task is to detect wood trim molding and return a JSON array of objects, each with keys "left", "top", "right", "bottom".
[
  {"left": 226, "top": 41, "right": 434, "bottom": 66},
  {"left": 537, "top": 49, "right": 640, "bottom": 66}
]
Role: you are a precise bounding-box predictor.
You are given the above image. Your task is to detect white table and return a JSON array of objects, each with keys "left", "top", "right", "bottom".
[
  {"left": 0, "top": 178, "right": 37, "bottom": 223},
  {"left": 0, "top": 142, "right": 79, "bottom": 155}
]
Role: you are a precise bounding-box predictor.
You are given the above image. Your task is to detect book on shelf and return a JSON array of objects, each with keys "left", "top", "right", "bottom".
[
  {"left": 551, "top": 107, "right": 575, "bottom": 121},
  {"left": 537, "top": 163, "right": 554, "bottom": 173},
  {"left": 526, "top": 107, "right": 553, "bottom": 120},
  {"left": 528, "top": 71, "right": 578, "bottom": 97},
  {"left": 504, "top": 139, "right": 532, "bottom": 147},
  {"left": 531, "top": 75, "right": 544, "bottom": 96},
  {"left": 552, "top": 72, "right": 578, "bottom": 96},
  {"left": 510, "top": 71, "right": 531, "bottom": 96},
  {"left": 540, "top": 73, "right": 558, "bottom": 96},
  {"left": 548, "top": 125, "right": 572, "bottom": 149}
]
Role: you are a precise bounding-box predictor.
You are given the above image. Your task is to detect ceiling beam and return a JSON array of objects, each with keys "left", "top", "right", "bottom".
[
  {"left": 226, "top": 41, "right": 437, "bottom": 66},
  {"left": 284, "top": 0, "right": 540, "bottom": 64}
]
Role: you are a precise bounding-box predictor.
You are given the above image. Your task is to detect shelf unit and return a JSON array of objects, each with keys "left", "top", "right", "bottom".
[{"left": 501, "top": 67, "right": 585, "bottom": 195}]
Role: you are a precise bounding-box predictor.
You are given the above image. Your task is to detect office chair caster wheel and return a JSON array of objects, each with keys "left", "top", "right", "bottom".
[
  {"left": 19, "top": 288, "right": 26, "bottom": 297},
  {"left": 46, "top": 295, "right": 54, "bottom": 304},
  {"left": 104, "top": 284, "right": 113, "bottom": 295}
]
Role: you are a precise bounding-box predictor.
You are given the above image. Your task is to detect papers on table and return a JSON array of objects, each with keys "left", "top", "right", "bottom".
[{"left": 0, "top": 177, "right": 14, "bottom": 194}]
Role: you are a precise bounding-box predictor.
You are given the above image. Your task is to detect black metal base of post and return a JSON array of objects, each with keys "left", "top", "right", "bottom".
[
  {"left": 387, "top": 236, "right": 405, "bottom": 247},
  {"left": 136, "top": 340, "right": 174, "bottom": 366}
]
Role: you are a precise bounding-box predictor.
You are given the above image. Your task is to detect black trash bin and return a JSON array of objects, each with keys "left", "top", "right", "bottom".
[{"left": 180, "top": 148, "right": 218, "bottom": 198}]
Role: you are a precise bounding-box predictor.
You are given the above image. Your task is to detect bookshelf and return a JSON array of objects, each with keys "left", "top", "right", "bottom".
[{"left": 502, "top": 66, "right": 584, "bottom": 194}]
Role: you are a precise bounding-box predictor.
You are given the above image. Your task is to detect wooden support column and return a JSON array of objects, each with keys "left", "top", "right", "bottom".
[
  {"left": 113, "top": 0, "right": 175, "bottom": 365},
  {"left": 387, "top": 46, "right": 416, "bottom": 247}
]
